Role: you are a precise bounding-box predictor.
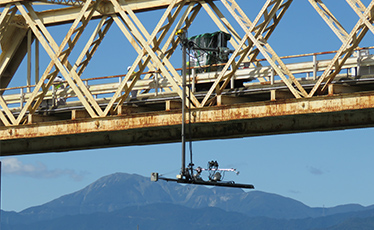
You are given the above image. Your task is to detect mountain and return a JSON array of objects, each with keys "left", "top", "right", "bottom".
[
  {"left": 15, "top": 172, "right": 371, "bottom": 221},
  {"left": 3, "top": 204, "right": 374, "bottom": 230},
  {"left": 2, "top": 172, "right": 374, "bottom": 230},
  {"left": 2, "top": 204, "right": 249, "bottom": 230}
]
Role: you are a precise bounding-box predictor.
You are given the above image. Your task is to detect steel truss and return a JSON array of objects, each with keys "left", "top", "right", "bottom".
[
  {"left": 0, "top": 0, "right": 373, "bottom": 126},
  {"left": 308, "top": 0, "right": 374, "bottom": 96}
]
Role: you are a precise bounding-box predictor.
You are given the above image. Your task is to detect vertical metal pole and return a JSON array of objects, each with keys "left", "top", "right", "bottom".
[
  {"left": 27, "top": 30, "right": 32, "bottom": 93},
  {"left": 357, "top": 50, "right": 361, "bottom": 77},
  {"left": 35, "top": 39, "right": 39, "bottom": 84},
  {"left": 230, "top": 72, "right": 234, "bottom": 89},
  {"left": 181, "top": 33, "right": 187, "bottom": 177},
  {"left": 313, "top": 54, "right": 317, "bottom": 80},
  {"left": 20, "top": 88, "right": 24, "bottom": 109},
  {"left": 192, "top": 68, "right": 196, "bottom": 93},
  {"left": 52, "top": 84, "right": 56, "bottom": 108},
  {"left": 155, "top": 72, "right": 159, "bottom": 96}
]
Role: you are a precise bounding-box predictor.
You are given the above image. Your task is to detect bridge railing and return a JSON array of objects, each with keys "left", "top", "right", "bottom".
[
  {"left": 242, "top": 46, "right": 374, "bottom": 84},
  {"left": 1, "top": 46, "right": 374, "bottom": 113}
]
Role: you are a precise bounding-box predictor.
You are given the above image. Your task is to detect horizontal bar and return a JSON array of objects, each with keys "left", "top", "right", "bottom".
[
  {"left": 159, "top": 177, "right": 255, "bottom": 189},
  {"left": 2, "top": 90, "right": 374, "bottom": 154},
  {"left": 3, "top": 54, "right": 374, "bottom": 109}
]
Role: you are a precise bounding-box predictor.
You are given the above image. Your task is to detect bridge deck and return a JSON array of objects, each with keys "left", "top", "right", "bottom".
[
  {"left": 1, "top": 0, "right": 374, "bottom": 155},
  {"left": 1, "top": 51, "right": 374, "bottom": 155},
  {"left": 2, "top": 89, "right": 374, "bottom": 155},
  {"left": 2, "top": 50, "right": 374, "bottom": 115}
]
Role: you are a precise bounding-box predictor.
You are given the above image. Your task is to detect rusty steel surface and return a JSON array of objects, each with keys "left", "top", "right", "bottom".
[
  {"left": 1, "top": 0, "right": 374, "bottom": 155},
  {"left": 2, "top": 91, "right": 374, "bottom": 155}
]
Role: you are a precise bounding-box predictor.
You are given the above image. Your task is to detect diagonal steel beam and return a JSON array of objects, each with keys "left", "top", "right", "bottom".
[
  {"left": 104, "top": 0, "right": 182, "bottom": 115},
  {"left": 0, "top": 4, "right": 21, "bottom": 85},
  {"left": 201, "top": 0, "right": 283, "bottom": 106},
  {"left": 246, "top": 0, "right": 293, "bottom": 64},
  {"left": 74, "top": 16, "right": 113, "bottom": 77},
  {"left": 199, "top": 35, "right": 252, "bottom": 107},
  {"left": 162, "top": 3, "right": 201, "bottom": 60},
  {"left": 15, "top": 1, "right": 101, "bottom": 123},
  {"left": 109, "top": 10, "right": 160, "bottom": 83},
  {"left": 347, "top": 0, "right": 374, "bottom": 35},
  {"left": 309, "top": 0, "right": 374, "bottom": 97},
  {"left": 104, "top": 0, "right": 200, "bottom": 116},
  {"left": 209, "top": 0, "right": 292, "bottom": 82},
  {"left": 201, "top": 1, "right": 242, "bottom": 53},
  {"left": 201, "top": 1, "right": 266, "bottom": 84},
  {"left": 200, "top": 0, "right": 306, "bottom": 107},
  {"left": 0, "top": 5, "right": 25, "bottom": 126},
  {"left": 120, "top": 0, "right": 190, "bottom": 88},
  {"left": 201, "top": 0, "right": 283, "bottom": 105},
  {"left": 0, "top": 93, "right": 15, "bottom": 125},
  {"left": 233, "top": 0, "right": 307, "bottom": 97},
  {"left": 15, "top": 0, "right": 103, "bottom": 125},
  {"left": 308, "top": 0, "right": 350, "bottom": 43},
  {"left": 140, "top": 2, "right": 200, "bottom": 95},
  {"left": 0, "top": 4, "right": 17, "bottom": 37}
]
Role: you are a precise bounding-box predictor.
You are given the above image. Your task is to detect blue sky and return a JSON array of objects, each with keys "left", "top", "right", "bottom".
[{"left": 1, "top": 0, "right": 374, "bottom": 212}]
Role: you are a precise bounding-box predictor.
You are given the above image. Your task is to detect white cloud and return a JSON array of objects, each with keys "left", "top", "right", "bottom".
[
  {"left": 307, "top": 166, "right": 325, "bottom": 175},
  {"left": 1, "top": 157, "right": 87, "bottom": 181},
  {"left": 288, "top": 189, "right": 301, "bottom": 194}
]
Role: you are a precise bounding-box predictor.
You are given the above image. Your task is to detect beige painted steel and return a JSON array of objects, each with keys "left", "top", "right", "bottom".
[
  {"left": 104, "top": 0, "right": 201, "bottom": 115},
  {"left": 308, "top": 0, "right": 374, "bottom": 96},
  {"left": 347, "top": 0, "right": 374, "bottom": 35},
  {"left": 2, "top": 52, "right": 373, "bottom": 108},
  {"left": 213, "top": 0, "right": 307, "bottom": 102},
  {"left": 2, "top": 90, "right": 374, "bottom": 154},
  {"left": 0, "top": 0, "right": 371, "bottom": 113},
  {"left": 0, "top": 0, "right": 374, "bottom": 153},
  {"left": 14, "top": 0, "right": 104, "bottom": 123},
  {"left": 308, "top": 0, "right": 350, "bottom": 43},
  {"left": 4, "top": 90, "right": 374, "bottom": 128}
]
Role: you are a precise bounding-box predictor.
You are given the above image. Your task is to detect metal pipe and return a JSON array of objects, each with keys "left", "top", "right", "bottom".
[
  {"left": 192, "top": 68, "right": 196, "bottom": 93},
  {"left": 181, "top": 33, "right": 187, "bottom": 177},
  {"left": 357, "top": 50, "right": 361, "bottom": 77},
  {"left": 20, "top": 88, "right": 24, "bottom": 109},
  {"left": 35, "top": 39, "right": 39, "bottom": 84},
  {"left": 231, "top": 73, "right": 235, "bottom": 89},
  {"left": 313, "top": 54, "right": 317, "bottom": 80},
  {"left": 155, "top": 72, "right": 159, "bottom": 96},
  {"left": 27, "top": 30, "right": 32, "bottom": 93}
]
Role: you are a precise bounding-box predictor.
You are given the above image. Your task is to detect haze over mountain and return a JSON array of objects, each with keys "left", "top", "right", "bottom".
[{"left": 2, "top": 173, "right": 374, "bottom": 230}]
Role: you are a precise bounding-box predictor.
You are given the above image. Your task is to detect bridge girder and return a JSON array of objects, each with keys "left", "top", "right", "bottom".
[
  {"left": 2, "top": 91, "right": 374, "bottom": 155},
  {"left": 0, "top": 0, "right": 303, "bottom": 126},
  {"left": 0, "top": 0, "right": 373, "bottom": 154},
  {"left": 308, "top": 0, "right": 374, "bottom": 96}
]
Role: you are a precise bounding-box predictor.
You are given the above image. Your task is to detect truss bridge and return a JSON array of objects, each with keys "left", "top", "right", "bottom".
[{"left": 1, "top": 0, "right": 374, "bottom": 155}]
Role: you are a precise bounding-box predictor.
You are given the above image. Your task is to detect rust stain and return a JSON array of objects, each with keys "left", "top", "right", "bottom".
[{"left": 2, "top": 92, "right": 374, "bottom": 140}]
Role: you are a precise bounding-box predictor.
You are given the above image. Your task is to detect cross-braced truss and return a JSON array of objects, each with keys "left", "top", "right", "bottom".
[
  {"left": 308, "top": 0, "right": 374, "bottom": 96},
  {"left": 0, "top": 0, "right": 373, "bottom": 126}
]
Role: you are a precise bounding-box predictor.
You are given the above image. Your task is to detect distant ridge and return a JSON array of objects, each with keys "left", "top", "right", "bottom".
[
  {"left": 2, "top": 172, "right": 374, "bottom": 230},
  {"left": 17, "top": 173, "right": 372, "bottom": 220}
]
